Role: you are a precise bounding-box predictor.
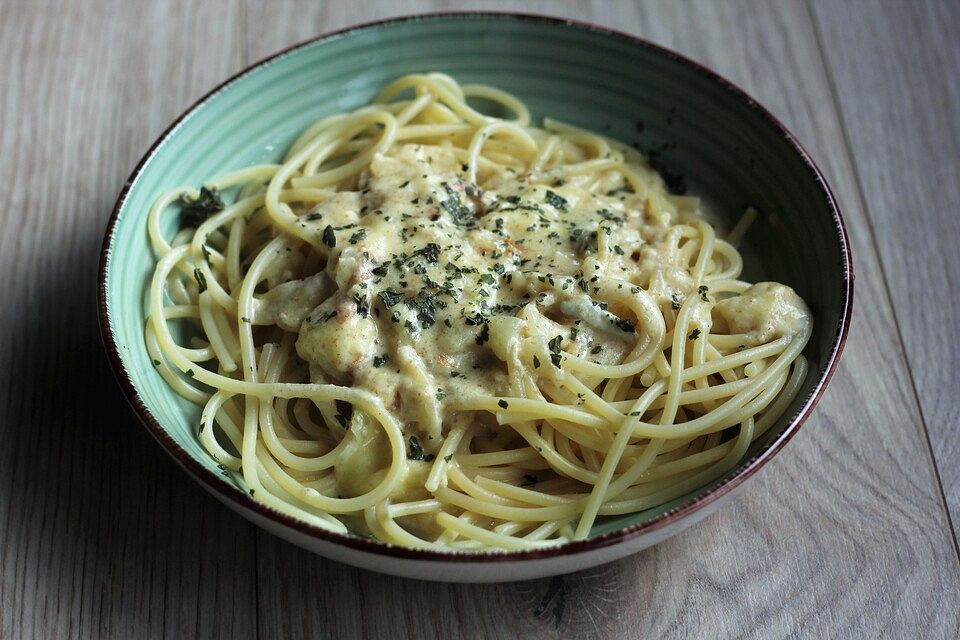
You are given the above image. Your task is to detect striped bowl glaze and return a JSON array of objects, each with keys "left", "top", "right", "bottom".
[{"left": 98, "top": 13, "right": 853, "bottom": 582}]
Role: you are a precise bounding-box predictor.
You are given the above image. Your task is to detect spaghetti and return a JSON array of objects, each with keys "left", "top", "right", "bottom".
[{"left": 145, "top": 73, "right": 812, "bottom": 550}]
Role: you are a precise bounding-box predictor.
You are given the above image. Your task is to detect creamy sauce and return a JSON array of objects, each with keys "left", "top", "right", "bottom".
[
  {"left": 288, "top": 144, "right": 807, "bottom": 462},
  {"left": 287, "top": 146, "right": 647, "bottom": 447}
]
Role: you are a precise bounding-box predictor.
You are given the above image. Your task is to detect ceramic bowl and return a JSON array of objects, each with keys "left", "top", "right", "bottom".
[{"left": 98, "top": 13, "right": 853, "bottom": 582}]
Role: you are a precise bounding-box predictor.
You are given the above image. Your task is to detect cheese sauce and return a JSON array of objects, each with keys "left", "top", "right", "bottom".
[{"left": 290, "top": 143, "right": 807, "bottom": 460}]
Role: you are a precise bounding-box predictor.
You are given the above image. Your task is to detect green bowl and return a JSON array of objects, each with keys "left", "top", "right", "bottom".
[{"left": 98, "top": 13, "right": 852, "bottom": 582}]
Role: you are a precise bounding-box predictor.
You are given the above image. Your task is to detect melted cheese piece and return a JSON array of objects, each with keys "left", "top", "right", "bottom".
[
  {"left": 253, "top": 272, "right": 330, "bottom": 331},
  {"left": 293, "top": 144, "right": 698, "bottom": 452},
  {"left": 713, "top": 282, "right": 810, "bottom": 345}
]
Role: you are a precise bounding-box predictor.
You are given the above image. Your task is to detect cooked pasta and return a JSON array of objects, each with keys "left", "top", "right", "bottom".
[{"left": 145, "top": 73, "right": 812, "bottom": 550}]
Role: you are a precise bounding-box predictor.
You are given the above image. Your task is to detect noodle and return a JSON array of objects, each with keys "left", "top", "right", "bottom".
[{"left": 144, "top": 73, "right": 812, "bottom": 550}]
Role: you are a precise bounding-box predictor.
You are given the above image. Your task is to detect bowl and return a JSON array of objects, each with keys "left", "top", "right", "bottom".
[{"left": 97, "top": 12, "right": 853, "bottom": 582}]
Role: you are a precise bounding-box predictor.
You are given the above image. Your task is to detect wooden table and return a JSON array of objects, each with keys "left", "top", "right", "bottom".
[{"left": 2, "top": 1, "right": 958, "bottom": 637}]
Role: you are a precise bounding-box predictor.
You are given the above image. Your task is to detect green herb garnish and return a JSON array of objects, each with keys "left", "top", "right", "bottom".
[
  {"left": 548, "top": 334, "right": 563, "bottom": 368},
  {"left": 322, "top": 225, "right": 336, "bottom": 248},
  {"left": 544, "top": 190, "right": 568, "bottom": 211},
  {"left": 378, "top": 289, "right": 404, "bottom": 308},
  {"left": 194, "top": 267, "right": 207, "bottom": 293},
  {"left": 612, "top": 318, "right": 635, "bottom": 333},
  {"left": 408, "top": 436, "right": 425, "bottom": 461},
  {"left": 179, "top": 186, "right": 224, "bottom": 229}
]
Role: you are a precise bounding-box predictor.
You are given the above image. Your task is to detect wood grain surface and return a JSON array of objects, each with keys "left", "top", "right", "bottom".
[
  {"left": 0, "top": 1, "right": 957, "bottom": 638},
  {"left": 810, "top": 0, "right": 960, "bottom": 542}
]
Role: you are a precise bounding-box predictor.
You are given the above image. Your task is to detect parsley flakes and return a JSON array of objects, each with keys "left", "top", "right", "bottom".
[
  {"left": 193, "top": 267, "right": 207, "bottom": 293},
  {"left": 548, "top": 334, "right": 563, "bottom": 368},
  {"left": 611, "top": 317, "right": 636, "bottom": 334},
  {"left": 321, "top": 225, "right": 337, "bottom": 248},
  {"left": 544, "top": 190, "right": 568, "bottom": 211},
  {"left": 408, "top": 436, "right": 425, "bottom": 461},
  {"left": 475, "top": 322, "right": 490, "bottom": 345},
  {"left": 179, "top": 186, "right": 224, "bottom": 229},
  {"left": 378, "top": 289, "right": 404, "bottom": 308}
]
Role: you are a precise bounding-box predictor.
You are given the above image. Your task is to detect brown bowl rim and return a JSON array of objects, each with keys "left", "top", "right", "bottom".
[{"left": 97, "top": 11, "right": 854, "bottom": 565}]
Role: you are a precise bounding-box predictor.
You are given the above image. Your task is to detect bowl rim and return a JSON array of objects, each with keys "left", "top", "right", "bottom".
[{"left": 97, "top": 11, "right": 854, "bottom": 564}]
